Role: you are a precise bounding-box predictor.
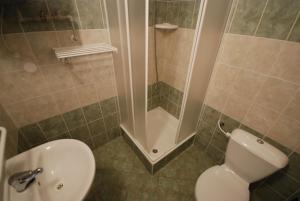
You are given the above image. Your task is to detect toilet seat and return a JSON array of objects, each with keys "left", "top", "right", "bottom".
[{"left": 195, "top": 165, "right": 250, "bottom": 201}]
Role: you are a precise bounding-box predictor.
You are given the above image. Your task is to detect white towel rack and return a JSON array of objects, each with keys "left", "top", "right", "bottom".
[{"left": 53, "top": 43, "right": 117, "bottom": 60}]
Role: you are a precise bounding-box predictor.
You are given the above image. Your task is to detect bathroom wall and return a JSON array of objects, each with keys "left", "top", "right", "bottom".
[
  {"left": 0, "top": 0, "right": 121, "bottom": 152},
  {"left": 196, "top": 0, "right": 300, "bottom": 200},
  {"left": 148, "top": 0, "right": 200, "bottom": 118},
  {"left": 0, "top": 104, "right": 18, "bottom": 158},
  {"left": 148, "top": 0, "right": 200, "bottom": 91}
]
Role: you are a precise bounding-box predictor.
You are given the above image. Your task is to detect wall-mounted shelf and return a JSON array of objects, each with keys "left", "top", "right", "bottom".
[
  {"left": 155, "top": 23, "right": 178, "bottom": 30},
  {"left": 53, "top": 43, "right": 117, "bottom": 60}
]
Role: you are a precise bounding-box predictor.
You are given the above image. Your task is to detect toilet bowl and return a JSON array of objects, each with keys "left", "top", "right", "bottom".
[{"left": 195, "top": 129, "right": 288, "bottom": 201}]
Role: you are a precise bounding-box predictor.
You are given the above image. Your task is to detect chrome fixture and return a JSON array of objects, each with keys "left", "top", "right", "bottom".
[{"left": 8, "top": 168, "right": 43, "bottom": 192}]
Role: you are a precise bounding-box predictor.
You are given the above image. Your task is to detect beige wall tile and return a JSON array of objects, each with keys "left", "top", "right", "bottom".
[
  {"left": 41, "top": 63, "right": 75, "bottom": 92},
  {"left": 243, "top": 37, "right": 282, "bottom": 75},
  {"left": 154, "top": 28, "right": 193, "bottom": 91},
  {"left": 242, "top": 104, "right": 279, "bottom": 134},
  {"left": 283, "top": 90, "right": 300, "bottom": 122},
  {"left": 78, "top": 29, "right": 110, "bottom": 44},
  {"left": 205, "top": 86, "right": 229, "bottom": 112},
  {"left": 0, "top": 73, "right": 26, "bottom": 106},
  {"left": 271, "top": 41, "right": 300, "bottom": 85},
  {"left": 231, "top": 70, "right": 265, "bottom": 100},
  {"left": 56, "top": 30, "right": 81, "bottom": 47},
  {"left": 255, "top": 78, "right": 298, "bottom": 112},
  {"left": 70, "top": 60, "right": 94, "bottom": 86},
  {"left": 0, "top": 30, "right": 118, "bottom": 128},
  {"left": 220, "top": 33, "right": 254, "bottom": 67},
  {"left": 26, "top": 95, "right": 60, "bottom": 123},
  {"left": 14, "top": 69, "right": 50, "bottom": 100},
  {"left": 210, "top": 63, "right": 239, "bottom": 91},
  {"left": 223, "top": 94, "right": 252, "bottom": 121},
  {"left": 26, "top": 32, "right": 59, "bottom": 65},
  {"left": 5, "top": 102, "right": 30, "bottom": 127},
  {"left": 4, "top": 33, "right": 35, "bottom": 62},
  {"left": 76, "top": 83, "right": 98, "bottom": 107},
  {"left": 267, "top": 115, "right": 300, "bottom": 152},
  {"left": 53, "top": 88, "right": 81, "bottom": 113}
]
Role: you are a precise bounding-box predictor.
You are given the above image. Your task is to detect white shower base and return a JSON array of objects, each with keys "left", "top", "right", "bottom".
[
  {"left": 147, "top": 107, "right": 179, "bottom": 161},
  {"left": 121, "top": 107, "right": 195, "bottom": 165}
]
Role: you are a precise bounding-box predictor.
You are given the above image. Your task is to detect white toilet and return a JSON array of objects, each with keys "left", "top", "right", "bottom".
[{"left": 195, "top": 129, "right": 289, "bottom": 201}]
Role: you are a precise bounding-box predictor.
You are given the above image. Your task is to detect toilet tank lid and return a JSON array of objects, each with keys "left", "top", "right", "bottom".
[{"left": 231, "top": 129, "right": 288, "bottom": 169}]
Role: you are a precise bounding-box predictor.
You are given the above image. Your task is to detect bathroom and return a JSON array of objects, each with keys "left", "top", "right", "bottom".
[{"left": 0, "top": 0, "right": 299, "bottom": 200}]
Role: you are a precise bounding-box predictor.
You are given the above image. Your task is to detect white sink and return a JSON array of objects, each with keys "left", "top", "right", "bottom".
[
  {"left": 0, "top": 127, "right": 7, "bottom": 200},
  {"left": 3, "top": 139, "right": 96, "bottom": 201}
]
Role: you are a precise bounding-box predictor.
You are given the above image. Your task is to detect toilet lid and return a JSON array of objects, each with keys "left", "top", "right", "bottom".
[{"left": 195, "top": 165, "right": 250, "bottom": 201}]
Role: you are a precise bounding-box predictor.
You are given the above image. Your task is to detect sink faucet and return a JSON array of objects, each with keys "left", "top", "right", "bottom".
[{"left": 8, "top": 168, "right": 43, "bottom": 192}]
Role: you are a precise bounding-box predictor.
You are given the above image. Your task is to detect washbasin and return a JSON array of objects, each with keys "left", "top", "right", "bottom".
[{"left": 3, "top": 139, "right": 95, "bottom": 201}]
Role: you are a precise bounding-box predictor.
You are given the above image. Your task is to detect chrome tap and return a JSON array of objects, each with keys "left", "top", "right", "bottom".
[{"left": 8, "top": 168, "right": 43, "bottom": 192}]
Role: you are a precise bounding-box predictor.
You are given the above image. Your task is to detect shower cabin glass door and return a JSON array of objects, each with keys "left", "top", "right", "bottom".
[{"left": 147, "top": 0, "right": 201, "bottom": 161}]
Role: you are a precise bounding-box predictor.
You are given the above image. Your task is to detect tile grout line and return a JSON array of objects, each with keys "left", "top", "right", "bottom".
[
  {"left": 227, "top": 0, "right": 239, "bottom": 33},
  {"left": 44, "top": 0, "right": 61, "bottom": 47},
  {"left": 253, "top": 0, "right": 269, "bottom": 36},
  {"left": 286, "top": 10, "right": 300, "bottom": 41},
  {"left": 216, "top": 60, "right": 300, "bottom": 87},
  {"left": 74, "top": 0, "right": 83, "bottom": 30}
]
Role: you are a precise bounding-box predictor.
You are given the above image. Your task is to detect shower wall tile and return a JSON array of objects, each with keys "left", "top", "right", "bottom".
[
  {"left": 153, "top": 0, "right": 198, "bottom": 29},
  {"left": 155, "top": 1, "right": 168, "bottom": 24},
  {"left": 155, "top": 28, "right": 194, "bottom": 91},
  {"left": 178, "top": 1, "right": 195, "bottom": 28},
  {"left": 256, "top": 0, "right": 300, "bottom": 40},
  {"left": 230, "top": 0, "right": 267, "bottom": 35},
  {"left": 149, "top": 0, "right": 156, "bottom": 26},
  {"left": 17, "top": 96, "right": 121, "bottom": 152},
  {"left": 147, "top": 82, "right": 183, "bottom": 119},
  {"left": 166, "top": 1, "right": 180, "bottom": 26}
]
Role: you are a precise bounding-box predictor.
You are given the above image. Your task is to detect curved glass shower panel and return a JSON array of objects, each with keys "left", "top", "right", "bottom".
[{"left": 147, "top": 0, "right": 201, "bottom": 161}]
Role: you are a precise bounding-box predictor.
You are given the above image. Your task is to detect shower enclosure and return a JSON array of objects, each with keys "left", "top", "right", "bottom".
[{"left": 106, "top": 0, "right": 232, "bottom": 170}]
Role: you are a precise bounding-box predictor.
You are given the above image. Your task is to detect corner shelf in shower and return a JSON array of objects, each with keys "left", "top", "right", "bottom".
[
  {"left": 53, "top": 43, "right": 118, "bottom": 60},
  {"left": 155, "top": 23, "right": 178, "bottom": 30}
]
